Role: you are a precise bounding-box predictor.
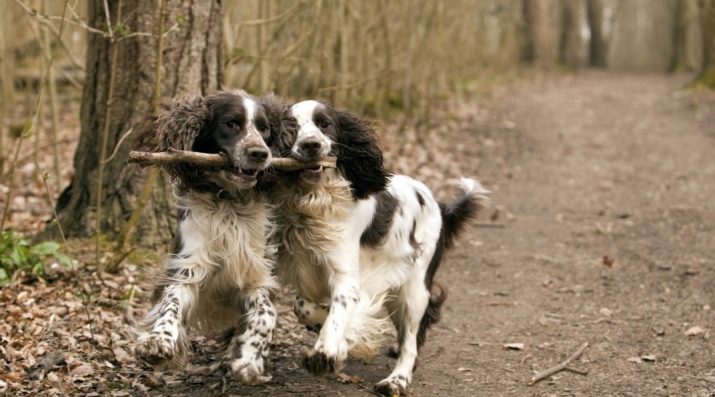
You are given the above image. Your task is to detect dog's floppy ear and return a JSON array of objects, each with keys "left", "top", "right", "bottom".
[
  {"left": 260, "top": 94, "right": 297, "bottom": 157},
  {"left": 153, "top": 95, "right": 209, "bottom": 181},
  {"left": 155, "top": 95, "right": 209, "bottom": 152},
  {"left": 336, "top": 110, "right": 390, "bottom": 199}
]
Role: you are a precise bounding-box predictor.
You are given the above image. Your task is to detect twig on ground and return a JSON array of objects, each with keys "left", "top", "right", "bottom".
[
  {"left": 564, "top": 366, "right": 589, "bottom": 376},
  {"left": 527, "top": 342, "right": 589, "bottom": 386},
  {"left": 127, "top": 150, "right": 338, "bottom": 171}
]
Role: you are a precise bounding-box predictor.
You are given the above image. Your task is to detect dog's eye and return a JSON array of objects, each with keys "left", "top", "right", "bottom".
[
  {"left": 259, "top": 125, "right": 270, "bottom": 139},
  {"left": 317, "top": 120, "right": 330, "bottom": 129},
  {"left": 225, "top": 121, "right": 240, "bottom": 129}
]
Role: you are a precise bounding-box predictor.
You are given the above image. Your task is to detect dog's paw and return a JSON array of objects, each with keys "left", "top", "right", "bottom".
[
  {"left": 374, "top": 375, "right": 410, "bottom": 396},
  {"left": 135, "top": 333, "right": 174, "bottom": 365},
  {"left": 302, "top": 349, "right": 342, "bottom": 375},
  {"left": 230, "top": 356, "right": 271, "bottom": 385}
]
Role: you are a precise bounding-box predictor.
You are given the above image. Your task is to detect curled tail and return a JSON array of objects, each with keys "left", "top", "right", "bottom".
[
  {"left": 440, "top": 177, "right": 491, "bottom": 249},
  {"left": 418, "top": 178, "right": 490, "bottom": 347}
]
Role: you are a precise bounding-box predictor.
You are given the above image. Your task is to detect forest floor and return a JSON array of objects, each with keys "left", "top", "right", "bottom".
[{"left": 2, "top": 71, "right": 715, "bottom": 396}]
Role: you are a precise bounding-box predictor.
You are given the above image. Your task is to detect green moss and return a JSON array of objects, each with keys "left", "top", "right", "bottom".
[{"left": 690, "top": 68, "right": 715, "bottom": 89}]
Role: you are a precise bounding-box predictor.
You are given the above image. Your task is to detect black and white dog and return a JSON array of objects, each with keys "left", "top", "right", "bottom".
[
  {"left": 134, "top": 91, "right": 279, "bottom": 384},
  {"left": 268, "top": 100, "right": 490, "bottom": 395}
]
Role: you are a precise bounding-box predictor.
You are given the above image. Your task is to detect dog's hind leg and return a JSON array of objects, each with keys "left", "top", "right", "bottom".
[
  {"left": 293, "top": 295, "right": 329, "bottom": 333},
  {"left": 374, "top": 279, "right": 430, "bottom": 396},
  {"left": 226, "top": 287, "right": 277, "bottom": 384}
]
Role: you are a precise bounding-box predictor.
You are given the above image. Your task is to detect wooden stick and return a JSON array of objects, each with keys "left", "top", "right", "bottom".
[
  {"left": 127, "top": 149, "right": 337, "bottom": 171},
  {"left": 527, "top": 342, "right": 589, "bottom": 386}
]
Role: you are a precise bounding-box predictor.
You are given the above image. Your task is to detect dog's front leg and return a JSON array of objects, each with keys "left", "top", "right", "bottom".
[
  {"left": 226, "top": 287, "right": 277, "bottom": 384},
  {"left": 135, "top": 283, "right": 195, "bottom": 365},
  {"left": 303, "top": 266, "right": 359, "bottom": 375}
]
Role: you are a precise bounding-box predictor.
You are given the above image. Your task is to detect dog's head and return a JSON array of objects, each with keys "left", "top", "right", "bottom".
[
  {"left": 155, "top": 90, "right": 273, "bottom": 193},
  {"left": 282, "top": 100, "right": 389, "bottom": 199}
]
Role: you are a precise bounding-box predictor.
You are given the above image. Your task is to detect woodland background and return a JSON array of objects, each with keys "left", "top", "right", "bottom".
[
  {"left": 0, "top": 1, "right": 714, "bottom": 395},
  {"left": 0, "top": 0, "right": 713, "bottom": 257}
]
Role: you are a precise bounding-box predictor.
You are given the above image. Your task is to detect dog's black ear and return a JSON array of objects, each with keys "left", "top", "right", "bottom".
[
  {"left": 336, "top": 110, "right": 390, "bottom": 199},
  {"left": 260, "top": 94, "right": 297, "bottom": 157},
  {"left": 154, "top": 95, "right": 209, "bottom": 180}
]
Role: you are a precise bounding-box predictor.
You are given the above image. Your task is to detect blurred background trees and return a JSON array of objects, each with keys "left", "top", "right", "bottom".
[{"left": 0, "top": 0, "right": 713, "bottom": 257}]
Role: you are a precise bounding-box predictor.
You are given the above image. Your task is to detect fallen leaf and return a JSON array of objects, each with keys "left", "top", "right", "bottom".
[
  {"left": 70, "top": 363, "right": 93, "bottom": 377},
  {"left": 640, "top": 354, "right": 656, "bottom": 362},
  {"left": 602, "top": 255, "right": 615, "bottom": 267},
  {"left": 336, "top": 373, "right": 363, "bottom": 384},
  {"left": 112, "top": 347, "right": 133, "bottom": 365},
  {"left": 685, "top": 326, "right": 706, "bottom": 336},
  {"left": 503, "top": 343, "right": 524, "bottom": 350}
]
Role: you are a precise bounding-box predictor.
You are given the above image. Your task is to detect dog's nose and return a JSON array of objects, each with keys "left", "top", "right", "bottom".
[
  {"left": 299, "top": 139, "right": 322, "bottom": 153},
  {"left": 247, "top": 147, "right": 269, "bottom": 162}
]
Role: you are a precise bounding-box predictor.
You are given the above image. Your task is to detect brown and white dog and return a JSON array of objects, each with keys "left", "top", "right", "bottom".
[
  {"left": 267, "top": 99, "right": 490, "bottom": 395},
  {"left": 134, "top": 91, "right": 279, "bottom": 384}
]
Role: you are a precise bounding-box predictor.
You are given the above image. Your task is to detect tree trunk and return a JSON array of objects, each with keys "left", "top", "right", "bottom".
[
  {"left": 50, "top": 0, "right": 223, "bottom": 247},
  {"left": 523, "top": 0, "right": 562, "bottom": 66},
  {"left": 671, "top": 0, "right": 703, "bottom": 72},
  {"left": 695, "top": 0, "right": 715, "bottom": 87},
  {"left": 560, "top": 0, "right": 590, "bottom": 68},
  {"left": 607, "top": 0, "right": 678, "bottom": 71}
]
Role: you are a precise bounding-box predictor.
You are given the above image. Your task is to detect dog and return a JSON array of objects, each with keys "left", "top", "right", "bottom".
[
  {"left": 267, "top": 99, "right": 490, "bottom": 395},
  {"left": 134, "top": 90, "right": 280, "bottom": 384}
]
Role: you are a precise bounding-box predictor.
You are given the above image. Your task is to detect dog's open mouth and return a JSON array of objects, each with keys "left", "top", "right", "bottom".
[
  {"left": 300, "top": 165, "right": 323, "bottom": 183},
  {"left": 228, "top": 167, "right": 259, "bottom": 183}
]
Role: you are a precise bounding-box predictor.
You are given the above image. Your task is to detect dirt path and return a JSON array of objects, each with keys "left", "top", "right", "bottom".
[{"left": 421, "top": 72, "right": 715, "bottom": 396}]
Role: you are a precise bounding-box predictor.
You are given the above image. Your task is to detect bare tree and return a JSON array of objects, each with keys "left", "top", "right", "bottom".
[
  {"left": 50, "top": 0, "right": 223, "bottom": 249},
  {"left": 523, "top": 0, "right": 561, "bottom": 66},
  {"left": 695, "top": 0, "right": 715, "bottom": 86},
  {"left": 560, "top": 0, "right": 590, "bottom": 68}
]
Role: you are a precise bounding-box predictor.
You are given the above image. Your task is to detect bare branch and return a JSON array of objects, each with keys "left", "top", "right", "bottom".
[
  {"left": 528, "top": 342, "right": 589, "bottom": 386},
  {"left": 127, "top": 150, "right": 337, "bottom": 171}
]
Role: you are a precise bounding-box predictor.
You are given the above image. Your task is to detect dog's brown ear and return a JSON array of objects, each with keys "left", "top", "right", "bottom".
[
  {"left": 260, "top": 94, "right": 297, "bottom": 157},
  {"left": 335, "top": 110, "right": 390, "bottom": 199},
  {"left": 152, "top": 95, "right": 209, "bottom": 182},
  {"left": 155, "top": 95, "right": 209, "bottom": 152}
]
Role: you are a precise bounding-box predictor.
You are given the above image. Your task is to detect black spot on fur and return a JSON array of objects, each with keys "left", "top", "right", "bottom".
[
  {"left": 416, "top": 190, "right": 425, "bottom": 207},
  {"left": 360, "top": 191, "right": 399, "bottom": 247},
  {"left": 334, "top": 109, "right": 390, "bottom": 199}
]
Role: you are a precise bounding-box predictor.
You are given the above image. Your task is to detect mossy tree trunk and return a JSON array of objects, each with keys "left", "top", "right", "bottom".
[{"left": 51, "top": 0, "right": 223, "bottom": 248}]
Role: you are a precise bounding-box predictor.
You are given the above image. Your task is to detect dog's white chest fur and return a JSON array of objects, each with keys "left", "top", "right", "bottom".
[{"left": 176, "top": 195, "right": 276, "bottom": 293}]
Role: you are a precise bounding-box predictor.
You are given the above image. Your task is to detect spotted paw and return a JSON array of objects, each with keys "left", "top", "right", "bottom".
[
  {"left": 135, "top": 333, "right": 174, "bottom": 365},
  {"left": 374, "top": 376, "right": 410, "bottom": 396},
  {"left": 230, "top": 356, "right": 271, "bottom": 385},
  {"left": 302, "top": 349, "right": 342, "bottom": 375}
]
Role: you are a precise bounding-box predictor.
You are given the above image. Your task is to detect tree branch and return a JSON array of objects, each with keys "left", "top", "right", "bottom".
[
  {"left": 528, "top": 342, "right": 589, "bottom": 386},
  {"left": 127, "top": 150, "right": 337, "bottom": 171}
]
